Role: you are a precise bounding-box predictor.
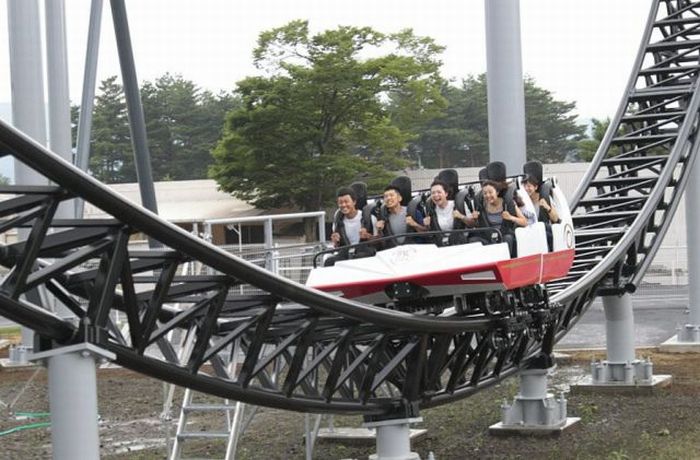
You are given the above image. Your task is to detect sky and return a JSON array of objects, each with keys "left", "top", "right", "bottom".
[{"left": 0, "top": 0, "right": 650, "bottom": 122}]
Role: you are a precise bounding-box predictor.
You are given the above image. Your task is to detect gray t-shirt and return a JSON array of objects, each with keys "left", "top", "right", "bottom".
[{"left": 388, "top": 206, "right": 408, "bottom": 244}]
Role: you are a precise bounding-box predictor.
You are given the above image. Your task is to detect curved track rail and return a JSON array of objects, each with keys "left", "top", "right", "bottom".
[{"left": 0, "top": 0, "right": 698, "bottom": 416}]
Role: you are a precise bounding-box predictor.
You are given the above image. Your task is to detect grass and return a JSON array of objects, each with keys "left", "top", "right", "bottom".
[{"left": 0, "top": 325, "right": 20, "bottom": 341}]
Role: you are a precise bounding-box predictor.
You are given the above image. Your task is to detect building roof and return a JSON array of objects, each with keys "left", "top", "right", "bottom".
[{"left": 83, "top": 179, "right": 262, "bottom": 223}]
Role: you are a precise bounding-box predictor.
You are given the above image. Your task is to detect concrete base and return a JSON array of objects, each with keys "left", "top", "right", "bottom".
[
  {"left": 552, "top": 351, "right": 572, "bottom": 364},
  {"left": 570, "top": 374, "right": 672, "bottom": 395},
  {"left": 489, "top": 417, "right": 580, "bottom": 436},
  {"left": 0, "top": 358, "right": 36, "bottom": 370},
  {"left": 659, "top": 335, "right": 700, "bottom": 353},
  {"left": 317, "top": 427, "right": 428, "bottom": 442}
]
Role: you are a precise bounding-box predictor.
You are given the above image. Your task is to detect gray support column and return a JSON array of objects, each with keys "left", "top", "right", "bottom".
[
  {"left": 45, "top": 0, "right": 74, "bottom": 220},
  {"left": 8, "top": 0, "right": 48, "bottom": 184},
  {"left": 604, "top": 294, "right": 636, "bottom": 365},
  {"left": 574, "top": 294, "right": 671, "bottom": 392},
  {"left": 484, "top": 0, "right": 527, "bottom": 171},
  {"left": 75, "top": 0, "right": 104, "bottom": 218},
  {"left": 110, "top": 0, "right": 158, "bottom": 215},
  {"left": 264, "top": 219, "right": 273, "bottom": 271},
  {"left": 8, "top": 0, "right": 48, "bottom": 351},
  {"left": 682, "top": 163, "right": 700, "bottom": 340},
  {"left": 490, "top": 368, "right": 578, "bottom": 434},
  {"left": 32, "top": 343, "right": 115, "bottom": 460},
  {"left": 362, "top": 417, "right": 422, "bottom": 460}
]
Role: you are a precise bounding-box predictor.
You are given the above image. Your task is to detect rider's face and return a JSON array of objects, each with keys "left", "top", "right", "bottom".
[
  {"left": 482, "top": 185, "right": 498, "bottom": 205},
  {"left": 337, "top": 195, "right": 356, "bottom": 215},
  {"left": 383, "top": 189, "right": 401, "bottom": 208},
  {"left": 430, "top": 185, "right": 447, "bottom": 206},
  {"left": 523, "top": 181, "right": 537, "bottom": 197}
]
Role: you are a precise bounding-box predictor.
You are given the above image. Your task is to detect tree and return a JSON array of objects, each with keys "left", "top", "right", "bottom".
[
  {"left": 84, "top": 74, "right": 238, "bottom": 183},
  {"left": 89, "top": 76, "right": 135, "bottom": 183},
  {"left": 403, "top": 78, "right": 487, "bottom": 168},
  {"left": 577, "top": 117, "right": 612, "bottom": 162},
  {"left": 524, "top": 77, "right": 586, "bottom": 162},
  {"left": 408, "top": 74, "right": 586, "bottom": 168},
  {"left": 210, "top": 20, "right": 446, "bottom": 211},
  {"left": 142, "top": 74, "right": 239, "bottom": 180}
]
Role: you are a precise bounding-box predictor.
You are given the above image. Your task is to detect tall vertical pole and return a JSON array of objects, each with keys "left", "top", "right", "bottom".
[
  {"left": 603, "top": 294, "right": 636, "bottom": 366},
  {"left": 31, "top": 344, "right": 115, "bottom": 460},
  {"left": 8, "top": 0, "right": 48, "bottom": 350},
  {"left": 45, "top": 0, "right": 74, "bottom": 220},
  {"left": 75, "top": 0, "right": 104, "bottom": 218},
  {"left": 484, "top": 0, "right": 527, "bottom": 171},
  {"left": 110, "top": 0, "right": 159, "bottom": 215},
  {"left": 8, "top": 0, "right": 48, "bottom": 183},
  {"left": 681, "top": 161, "right": 700, "bottom": 341}
]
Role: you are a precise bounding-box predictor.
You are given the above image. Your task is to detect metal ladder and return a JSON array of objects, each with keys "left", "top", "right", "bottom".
[
  {"left": 169, "top": 389, "right": 245, "bottom": 460},
  {"left": 169, "top": 339, "right": 254, "bottom": 460}
]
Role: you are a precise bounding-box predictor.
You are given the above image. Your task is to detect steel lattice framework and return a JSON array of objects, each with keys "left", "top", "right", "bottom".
[{"left": 0, "top": 0, "right": 698, "bottom": 417}]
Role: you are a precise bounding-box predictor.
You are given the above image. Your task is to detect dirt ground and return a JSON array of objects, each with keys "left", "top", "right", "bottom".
[{"left": 1, "top": 348, "right": 700, "bottom": 459}]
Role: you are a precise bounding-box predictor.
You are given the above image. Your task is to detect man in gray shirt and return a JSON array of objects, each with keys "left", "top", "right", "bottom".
[{"left": 375, "top": 185, "right": 423, "bottom": 246}]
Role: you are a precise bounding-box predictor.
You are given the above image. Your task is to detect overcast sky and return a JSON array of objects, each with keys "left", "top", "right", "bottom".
[{"left": 0, "top": 0, "right": 650, "bottom": 121}]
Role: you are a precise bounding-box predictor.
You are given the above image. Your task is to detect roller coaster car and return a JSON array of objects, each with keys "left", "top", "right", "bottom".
[{"left": 306, "top": 177, "right": 575, "bottom": 306}]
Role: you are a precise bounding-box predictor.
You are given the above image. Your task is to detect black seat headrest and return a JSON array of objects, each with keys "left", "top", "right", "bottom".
[
  {"left": 390, "top": 176, "right": 413, "bottom": 207},
  {"left": 478, "top": 167, "right": 488, "bottom": 183},
  {"left": 523, "top": 161, "right": 544, "bottom": 185},
  {"left": 486, "top": 161, "right": 507, "bottom": 182},
  {"left": 350, "top": 181, "right": 368, "bottom": 210},
  {"left": 436, "top": 169, "right": 459, "bottom": 199}
]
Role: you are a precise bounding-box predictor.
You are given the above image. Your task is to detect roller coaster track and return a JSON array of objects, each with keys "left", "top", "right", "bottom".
[{"left": 0, "top": 0, "right": 698, "bottom": 417}]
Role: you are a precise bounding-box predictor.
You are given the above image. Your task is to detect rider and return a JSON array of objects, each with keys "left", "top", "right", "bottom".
[
  {"left": 370, "top": 184, "right": 424, "bottom": 247},
  {"left": 522, "top": 161, "right": 559, "bottom": 250},
  {"left": 325, "top": 187, "right": 374, "bottom": 266},
  {"left": 471, "top": 162, "right": 527, "bottom": 257},
  {"left": 419, "top": 179, "right": 475, "bottom": 245}
]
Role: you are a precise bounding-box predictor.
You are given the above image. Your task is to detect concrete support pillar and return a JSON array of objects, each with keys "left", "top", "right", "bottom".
[
  {"left": 490, "top": 368, "right": 578, "bottom": 435},
  {"left": 681, "top": 160, "right": 700, "bottom": 340},
  {"left": 31, "top": 343, "right": 115, "bottom": 459},
  {"left": 44, "top": 0, "right": 73, "bottom": 184},
  {"left": 7, "top": 0, "right": 48, "bottom": 354},
  {"left": 484, "top": 0, "right": 527, "bottom": 171},
  {"left": 591, "top": 294, "right": 650, "bottom": 384},
  {"left": 575, "top": 294, "right": 672, "bottom": 392},
  {"left": 662, "top": 153, "right": 700, "bottom": 350},
  {"left": 604, "top": 294, "right": 636, "bottom": 364},
  {"left": 363, "top": 417, "right": 422, "bottom": 460}
]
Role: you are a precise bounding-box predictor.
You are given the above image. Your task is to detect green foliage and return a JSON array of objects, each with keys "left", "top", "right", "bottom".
[
  {"left": 210, "top": 20, "right": 446, "bottom": 211},
  {"left": 85, "top": 74, "right": 238, "bottom": 183},
  {"left": 142, "top": 74, "right": 239, "bottom": 180},
  {"left": 89, "top": 76, "right": 135, "bottom": 183},
  {"left": 577, "top": 117, "right": 611, "bottom": 162},
  {"left": 407, "top": 74, "right": 586, "bottom": 168},
  {"left": 524, "top": 77, "right": 586, "bottom": 162}
]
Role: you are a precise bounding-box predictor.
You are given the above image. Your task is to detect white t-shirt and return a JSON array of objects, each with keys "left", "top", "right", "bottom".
[
  {"left": 332, "top": 212, "right": 365, "bottom": 245},
  {"left": 434, "top": 200, "right": 455, "bottom": 230},
  {"left": 342, "top": 212, "right": 362, "bottom": 244}
]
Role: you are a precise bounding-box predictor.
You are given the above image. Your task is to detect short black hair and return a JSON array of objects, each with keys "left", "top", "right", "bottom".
[
  {"left": 430, "top": 179, "right": 449, "bottom": 193},
  {"left": 481, "top": 180, "right": 507, "bottom": 195},
  {"left": 522, "top": 175, "right": 541, "bottom": 190},
  {"left": 383, "top": 185, "right": 402, "bottom": 195},
  {"left": 336, "top": 186, "right": 357, "bottom": 201}
]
